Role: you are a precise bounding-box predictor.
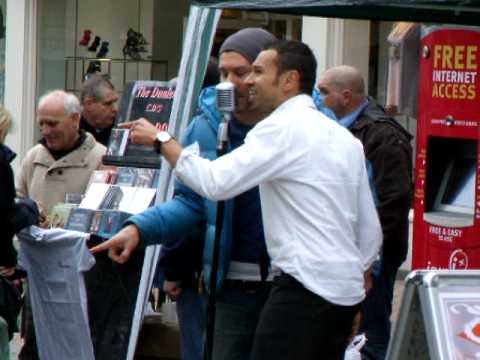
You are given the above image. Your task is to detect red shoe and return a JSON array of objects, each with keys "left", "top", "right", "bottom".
[{"left": 79, "top": 29, "right": 92, "bottom": 46}]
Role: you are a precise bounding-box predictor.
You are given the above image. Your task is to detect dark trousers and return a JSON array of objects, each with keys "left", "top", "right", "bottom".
[
  {"left": 251, "top": 273, "right": 360, "bottom": 360},
  {"left": 18, "top": 288, "right": 38, "bottom": 360},
  {"left": 213, "top": 281, "right": 271, "bottom": 360},
  {"left": 360, "top": 259, "right": 399, "bottom": 360}
]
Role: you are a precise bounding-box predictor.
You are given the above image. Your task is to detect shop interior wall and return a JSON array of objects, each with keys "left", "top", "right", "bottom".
[
  {"left": 38, "top": 0, "right": 67, "bottom": 98},
  {"left": 68, "top": 0, "right": 155, "bottom": 94},
  {"left": 39, "top": 0, "right": 189, "bottom": 102},
  {"left": 152, "top": 0, "right": 190, "bottom": 81}
]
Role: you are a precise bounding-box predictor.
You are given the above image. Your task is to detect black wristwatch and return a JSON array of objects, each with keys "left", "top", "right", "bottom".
[{"left": 154, "top": 131, "right": 173, "bottom": 154}]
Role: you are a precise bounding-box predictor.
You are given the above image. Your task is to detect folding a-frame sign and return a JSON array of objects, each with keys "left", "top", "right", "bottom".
[
  {"left": 129, "top": 1, "right": 480, "bottom": 358},
  {"left": 387, "top": 270, "right": 480, "bottom": 359}
]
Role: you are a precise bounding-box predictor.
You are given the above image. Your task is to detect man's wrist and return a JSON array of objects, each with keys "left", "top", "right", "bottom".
[
  {"left": 150, "top": 130, "right": 158, "bottom": 147},
  {"left": 154, "top": 131, "right": 173, "bottom": 154}
]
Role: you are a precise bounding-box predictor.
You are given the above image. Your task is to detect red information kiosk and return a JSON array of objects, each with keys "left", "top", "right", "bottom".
[{"left": 413, "top": 26, "right": 480, "bottom": 270}]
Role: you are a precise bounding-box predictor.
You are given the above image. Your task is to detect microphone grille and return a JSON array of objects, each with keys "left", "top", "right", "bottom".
[{"left": 216, "top": 82, "right": 236, "bottom": 113}]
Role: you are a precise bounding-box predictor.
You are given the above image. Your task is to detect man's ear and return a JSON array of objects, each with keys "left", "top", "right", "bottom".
[
  {"left": 72, "top": 112, "right": 81, "bottom": 130},
  {"left": 282, "top": 70, "right": 301, "bottom": 93},
  {"left": 341, "top": 89, "right": 353, "bottom": 106}
]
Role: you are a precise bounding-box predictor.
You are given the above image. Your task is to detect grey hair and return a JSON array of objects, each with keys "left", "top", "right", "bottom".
[
  {"left": 80, "top": 74, "right": 114, "bottom": 103},
  {"left": 0, "top": 105, "right": 12, "bottom": 144},
  {"left": 38, "top": 90, "right": 81, "bottom": 116}
]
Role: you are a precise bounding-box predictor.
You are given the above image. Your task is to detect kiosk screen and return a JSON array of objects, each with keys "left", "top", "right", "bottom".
[{"left": 436, "top": 157, "right": 476, "bottom": 214}]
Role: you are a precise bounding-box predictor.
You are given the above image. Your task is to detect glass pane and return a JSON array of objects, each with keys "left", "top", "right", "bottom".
[{"left": 442, "top": 158, "right": 476, "bottom": 210}]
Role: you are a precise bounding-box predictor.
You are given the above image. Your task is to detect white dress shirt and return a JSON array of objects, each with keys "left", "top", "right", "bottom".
[{"left": 175, "top": 94, "right": 382, "bottom": 306}]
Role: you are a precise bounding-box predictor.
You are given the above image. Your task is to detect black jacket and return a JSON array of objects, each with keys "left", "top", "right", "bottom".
[
  {"left": 0, "top": 144, "right": 17, "bottom": 267},
  {"left": 80, "top": 116, "right": 112, "bottom": 147},
  {"left": 351, "top": 98, "right": 413, "bottom": 268},
  {"left": 0, "top": 144, "right": 39, "bottom": 268}
]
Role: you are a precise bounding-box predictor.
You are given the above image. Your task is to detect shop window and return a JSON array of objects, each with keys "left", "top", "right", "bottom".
[{"left": 38, "top": 0, "right": 189, "bottom": 97}]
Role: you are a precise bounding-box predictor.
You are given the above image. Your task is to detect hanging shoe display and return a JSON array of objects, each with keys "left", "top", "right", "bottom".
[
  {"left": 79, "top": 29, "right": 92, "bottom": 47},
  {"left": 96, "top": 41, "right": 110, "bottom": 58},
  {"left": 88, "top": 36, "right": 101, "bottom": 52},
  {"left": 122, "top": 28, "right": 149, "bottom": 60},
  {"left": 85, "top": 60, "right": 101, "bottom": 78}
]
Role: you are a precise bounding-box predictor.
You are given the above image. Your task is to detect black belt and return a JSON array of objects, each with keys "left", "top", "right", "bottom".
[{"left": 223, "top": 279, "right": 271, "bottom": 292}]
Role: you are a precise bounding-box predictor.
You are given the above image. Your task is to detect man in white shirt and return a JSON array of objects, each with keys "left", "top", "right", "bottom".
[{"left": 93, "top": 40, "right": 382, "bottom": 359}]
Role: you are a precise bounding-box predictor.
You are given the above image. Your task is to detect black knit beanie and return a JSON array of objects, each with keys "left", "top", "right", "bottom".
[{"left": 219, "top": 28, "right": 277, "bottom": 64}]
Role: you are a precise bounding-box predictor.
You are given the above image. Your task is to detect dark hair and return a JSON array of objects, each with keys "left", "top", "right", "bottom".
[
  {"left": 264, "top": 40, "right": 317, "bottom": 95},
  {"left": 202, "top": 57, "right": 220, "bottom": 89},
  {"left": 80, "top": 74, "right": 114, "bottom": 104}
]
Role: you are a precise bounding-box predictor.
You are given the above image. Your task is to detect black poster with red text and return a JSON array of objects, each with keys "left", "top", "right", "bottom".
[{"left": 103, "top": 81, "right": 175, "bottom": 168}]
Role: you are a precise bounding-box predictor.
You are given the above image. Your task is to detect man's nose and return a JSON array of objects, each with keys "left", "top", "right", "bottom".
[
  {"left": 244, "top": 72, "right": 254, "bottom": 85},
  {"left": 40, "top": 126, "right": 51, "bottom": 136},
  {"left": 224, "top": 72, "right": 239, "bottom": 84}
]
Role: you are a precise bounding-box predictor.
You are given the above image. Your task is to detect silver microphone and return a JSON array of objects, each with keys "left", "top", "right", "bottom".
[
  {"left": 215, "top": 82, "right": 236, "bottom": 149},
  {"left": 216, "top": 81, "right": 236, "bottom": 115}
]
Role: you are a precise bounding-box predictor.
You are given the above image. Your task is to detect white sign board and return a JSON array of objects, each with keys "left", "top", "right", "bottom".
[{"left": 387, "top": 270, "right": 480, "bottom": 360}]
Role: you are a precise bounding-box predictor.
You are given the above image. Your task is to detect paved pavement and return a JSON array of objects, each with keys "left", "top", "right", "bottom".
[{"left": 392, "top": 275, "right": 407, "bottom": 327}]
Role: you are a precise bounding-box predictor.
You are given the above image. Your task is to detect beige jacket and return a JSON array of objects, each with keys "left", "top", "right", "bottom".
[{"left": 16, "top": 132, "right": 106, "bottom": 213}]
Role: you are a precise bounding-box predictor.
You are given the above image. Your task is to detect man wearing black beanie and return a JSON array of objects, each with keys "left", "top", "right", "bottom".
[{"left": 219, "top": 27, "right": 276, "bottom": 64}]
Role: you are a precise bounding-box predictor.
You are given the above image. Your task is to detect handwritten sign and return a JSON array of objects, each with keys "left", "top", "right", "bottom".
[
  {"left": 104, "top": 81, "right": 175, "bottom": 168},
  {"left": 128, "top": 84, "right": 175, "bottom": 125}
]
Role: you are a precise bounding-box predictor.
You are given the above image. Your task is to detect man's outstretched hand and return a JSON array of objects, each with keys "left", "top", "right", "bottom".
[
  {"left": 90, "top": 224, "right": 141, "bottom": 263},
  {"left": 119, "top": 118, "right": 158, "bottom": 146}
]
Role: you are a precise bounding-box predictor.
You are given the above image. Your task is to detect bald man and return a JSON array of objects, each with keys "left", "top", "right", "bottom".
[
  {"left": 16, "top": 90, "right": 105, "bottom": 359},
  {"left": 318, "top": 66, "right": 413, "bottom": 360},
  {"left": 17, "top": 90, "right": 106, "bottom": 214}
]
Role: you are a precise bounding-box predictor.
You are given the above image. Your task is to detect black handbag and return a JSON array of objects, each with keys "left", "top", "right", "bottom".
[
  {"left": 9, "top": 198, "right": 39, "bottom": 233},
  {"left": 0, "top": 276, "right": 21, "bottom": 340}
]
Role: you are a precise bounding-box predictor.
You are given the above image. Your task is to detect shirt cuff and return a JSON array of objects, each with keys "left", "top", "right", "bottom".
[{"left": 175, "top": 142, "right": 200, "bottom": 176}]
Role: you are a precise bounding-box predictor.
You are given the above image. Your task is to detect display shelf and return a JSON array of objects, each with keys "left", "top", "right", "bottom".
[{"left": 64, "top": 56, "right": 168, "bottom": 94}]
